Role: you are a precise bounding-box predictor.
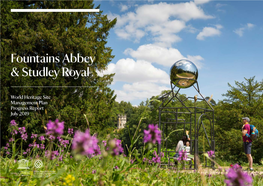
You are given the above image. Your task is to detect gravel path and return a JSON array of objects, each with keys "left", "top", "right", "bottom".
[
  {"left": 163, "top": 164, "right": 263, "bottom": 176},
  {"left": 179, "top": 167, "right": 263, "bottom": 176}
]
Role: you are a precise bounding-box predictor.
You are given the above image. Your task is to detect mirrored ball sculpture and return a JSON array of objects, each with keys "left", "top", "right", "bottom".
[{"left": 170, "top": 59, "right": 198, "bottom": 88}]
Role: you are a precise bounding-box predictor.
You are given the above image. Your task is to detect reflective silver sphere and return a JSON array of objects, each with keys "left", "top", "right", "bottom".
[{"left": 170, "top": 59, "right": 198, "bottom": 88}]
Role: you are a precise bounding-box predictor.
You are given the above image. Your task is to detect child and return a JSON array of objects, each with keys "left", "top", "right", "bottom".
[
  {"left": 184, "top": 141, "right": 194, "bottom": 161},
  {"left": 185, "top": 141, "right": 191, "bottom": 161}
]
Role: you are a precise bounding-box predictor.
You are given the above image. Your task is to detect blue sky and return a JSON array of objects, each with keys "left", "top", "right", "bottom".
[{"left": 95, "top": 0, "right": 263, "bottom": 106}]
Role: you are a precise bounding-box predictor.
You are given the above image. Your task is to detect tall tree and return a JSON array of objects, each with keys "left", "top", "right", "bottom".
[
  {"left": 215, "top": 77, "right": 263, "bottom": 163},
  {"left": 222, "top": 76, "right": 263, "bottom": 117},
  {"left": 1, "top": 0, "right": 117, "bottom": 144}
]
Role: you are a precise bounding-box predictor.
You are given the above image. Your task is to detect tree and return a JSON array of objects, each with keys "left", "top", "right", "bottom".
[
  {"left": 222, "top": 76, "right": 263, "bottom": 117},
  {"left": 1, "top": 0, "right": 117, "bottom": 145},
  {"left": 215, "top": 77, "right": 263, "bottom": 163},
  {"left": 119, "top": 101, "right": 153, "bottom": 156}
]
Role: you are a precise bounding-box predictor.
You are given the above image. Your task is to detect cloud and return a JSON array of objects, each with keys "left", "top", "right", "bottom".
[
  {"left": 196, "top": 24, "right": 223, "bottom": 40},
  {"left": 234, "top": 28, "right": 245, "bottom": 37},
  {"left": 124, "top": 44, "right": 204, "bottom": 69},
  {"left": 186, "top": 24, "right": 199, "bottom": 33},
  {"left": 120, "top": 4, "right": 129, "bottom": 12},
  {"left": 110, "top": 2, "right": 214, "bottom": 47},
  {"left": 186, "top": 55, "right": 204, "bottom": 69},
  {"left": 247, "top": 23, "right": 255, "bottom": 29},
  {"left": 99, "top": 43, "right": 205, "bottom": 103},
  {"left": 115, "top": 82, "right": 170, "bottom": 102},
  {"left": 233, "top": 23, "right": 255, "bottom": 37},
  {"left": 99, "top": 56, "right": 171, "bottom": 103},
  {"left": 194, "top": 0, "right": 211, "bottom": 5},
  {"left": 100, "top": 58, "right": 170, "bottom": 84},
  {"left": 215, "top": 24, "right": 223, "bottom": 29},
  {"left": 124, "top": 44, "right": 184, "bottom": 67}
]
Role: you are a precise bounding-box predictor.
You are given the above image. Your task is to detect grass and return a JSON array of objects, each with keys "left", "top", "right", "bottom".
[
  {"left": 1, "top": 154, "right": 262, "bottom": 186},
  {"left": 1, "top": 119, "right": 262, "bottom": 185}
]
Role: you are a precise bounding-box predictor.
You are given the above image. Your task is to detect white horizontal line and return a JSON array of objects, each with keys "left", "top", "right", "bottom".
[
  {"left": 11, "top": 86, "right": 98, "bottom": 88},
  {"left": 11, "top": 9, "right": 100, "bottom": 12}
]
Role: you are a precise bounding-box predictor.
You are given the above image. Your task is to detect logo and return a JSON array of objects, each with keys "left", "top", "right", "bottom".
[
  {"left": 34, "top": 160, "right": 43, "bottom": 169},
  {"left": 18, "top": 159, "right": 30, "bottom": 169}
]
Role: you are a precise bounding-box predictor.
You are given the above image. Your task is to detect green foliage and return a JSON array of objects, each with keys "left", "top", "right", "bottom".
[
  {"left": 1, "top": 0, "right": 262, "bottom": 171},
  {"left": 215, "top": 77, "right": 263, "bottom": 163},
  {"left": 1, "top": 154, "right": 263, "bottom": 185},
  {"left": 1, "top": 1, "right": 117, "bottom": 144},
  {"left": 222, "top": 76, "right": 263, "bottom": 117},
  {"left": 119, "top": 101, "right": 153, "bottom": 157},
  {"left": 118, "top": 77, "right": 263, "bottom": 165}
]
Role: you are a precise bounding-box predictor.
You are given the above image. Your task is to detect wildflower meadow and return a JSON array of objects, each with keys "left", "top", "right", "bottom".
[
  {"left": 1, "top": 119, "right": 263, "bottom": 186},
  {"left": 1, "top": 1, "right": 263, "bottom": 185}
]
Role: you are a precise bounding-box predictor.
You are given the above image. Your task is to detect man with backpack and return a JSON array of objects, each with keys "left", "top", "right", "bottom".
[{"left": 242, "top": 117, "right": 253, "bottom": 171}]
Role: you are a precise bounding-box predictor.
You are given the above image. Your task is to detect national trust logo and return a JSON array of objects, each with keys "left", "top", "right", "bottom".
[
  {"left": 18, "top": 159, "right": 30, "bottom": 169},
  {"left": 34, "top": 160, "right": 43, "bottom": 169}
]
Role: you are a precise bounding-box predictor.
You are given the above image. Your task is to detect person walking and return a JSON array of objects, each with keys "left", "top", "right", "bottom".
[{"left": 242, "top": 117, "right": 253, "bottom": 171}]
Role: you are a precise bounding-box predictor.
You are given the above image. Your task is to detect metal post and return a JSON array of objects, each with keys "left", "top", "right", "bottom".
[
  {"left": 212, "top": 140, "right": 215, "bottom": 169},
  {"left": 194, "top": 139, "right": 198, "bottom": 170},
  {"left": 158, "top": 107, "right": 161, "bottom": 155},
  {"left": 190, "top": 113, "right": 192, "bottom": 153},
  {"left": 157, "top": 78, "right": 214, "bottom": 170},
  {"left": 194, "top": 107, "right": 198, "bottom": 169}
]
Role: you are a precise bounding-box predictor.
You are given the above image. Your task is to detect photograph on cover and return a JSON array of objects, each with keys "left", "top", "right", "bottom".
[{"left": 1, "top": 0, "right": 263, "bottom": 185}]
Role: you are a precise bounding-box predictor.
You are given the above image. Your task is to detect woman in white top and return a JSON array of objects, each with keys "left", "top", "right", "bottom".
[{"left": 174, "top": 134, "right": 190, "bottom": 158}]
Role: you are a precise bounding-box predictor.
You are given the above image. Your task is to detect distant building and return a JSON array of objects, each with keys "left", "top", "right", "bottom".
[{"left": 117, "top": 114, "right": 127, "bottom": 129}]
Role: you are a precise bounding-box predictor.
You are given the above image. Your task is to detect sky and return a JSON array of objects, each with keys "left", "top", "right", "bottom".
[{"left": 95, "top": 0, "right": 263, "bottom": 106}]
